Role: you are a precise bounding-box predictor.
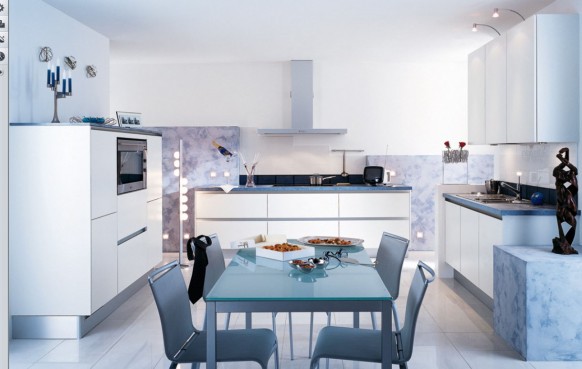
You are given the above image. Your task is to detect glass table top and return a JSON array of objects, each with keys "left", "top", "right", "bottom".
[{"left": 206, "top": 243, "right": 391, "bottom": 302}]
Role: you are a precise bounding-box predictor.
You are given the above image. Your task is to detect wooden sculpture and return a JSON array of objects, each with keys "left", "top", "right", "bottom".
[{"left": 552, "top": 147, "right": 578, "bottom": 255}]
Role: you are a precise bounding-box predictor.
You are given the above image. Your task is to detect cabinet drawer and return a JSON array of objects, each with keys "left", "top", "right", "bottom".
[
  {"left": 339, "top": 193, "right": 410, "bottom": 218},
  {"left": 118, "top": 190, "right": 148, "bottom": 241},
  {"left": 268, "top": 194, "right": 338, "bottom": 218},
  {"left": 195, "top": 220, "right": 268, "bottom": 247},
  {"left": 196, "top": 193, "right": 267, "bottom": 218},
  {"left": 118, "top": 232, "right": 149, "bottom": 292},
  {"left": 339, "top": 220, "right": 410, "bottom": 247},
  {"left": 91, "top": 130, "right": 117, "bottom": 219},
  {"left": 268, "top": 220, "right": 338, "bottom": 239}
]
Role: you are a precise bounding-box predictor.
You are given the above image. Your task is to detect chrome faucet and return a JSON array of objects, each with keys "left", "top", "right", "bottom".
[{"left": 500, "top": 181, "right": 521, "bottom": 200}]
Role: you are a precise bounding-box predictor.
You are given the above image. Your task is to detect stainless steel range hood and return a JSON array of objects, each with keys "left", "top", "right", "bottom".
[{"left": 257, "top": 60, "right": 347, "bottom": 135}]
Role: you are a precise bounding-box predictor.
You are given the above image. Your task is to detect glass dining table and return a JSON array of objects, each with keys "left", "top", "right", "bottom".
[{"left": 205, "top": 243, "right": 393, "bottom": 369}]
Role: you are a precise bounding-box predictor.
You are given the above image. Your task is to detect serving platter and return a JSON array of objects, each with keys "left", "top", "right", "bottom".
[{"left": 297, "top": 236, "right": 364, "bottom": 247}]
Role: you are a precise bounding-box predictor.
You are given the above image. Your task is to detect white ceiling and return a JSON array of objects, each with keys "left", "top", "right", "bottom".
[{"left": 43, "top": 0, "right": 557, "bottom": 64}]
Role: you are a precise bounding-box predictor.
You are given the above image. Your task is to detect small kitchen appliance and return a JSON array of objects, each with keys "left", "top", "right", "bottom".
[{"left": 363, "top": 166, "right": 384, "bottom": 185}]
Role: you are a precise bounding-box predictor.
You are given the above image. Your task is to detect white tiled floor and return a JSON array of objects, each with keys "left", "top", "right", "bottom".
[{"left": 9, "top": 251, "right": 582, "bottom": 369}]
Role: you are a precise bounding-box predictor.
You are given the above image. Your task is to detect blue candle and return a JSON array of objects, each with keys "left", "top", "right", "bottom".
[
  {"left": 51, "top": 72, "right": 55, "bottom": 87},
  {"left": 62, "top": 75, "right": 66, "bottom": 93},
  {"left": 46, "top": 68, "right": 51, "bottom": 85},
  {"left": 68, "top": 76, "right": 72, "bottom": 94},
  {"left": 56, "top": 65, "right": 60, "bottom": 82}
]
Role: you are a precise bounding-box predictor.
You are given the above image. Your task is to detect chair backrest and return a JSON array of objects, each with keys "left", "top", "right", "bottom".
[
  {"left": 375, "top": 232, "right": 409, "bottom": 299},
  {"left": 148, "top": 261, "right": 196, "bottom": 361},
  {"left": 399, "top": 261, "right": 435, "bottom": 361},
  {"left": 203, "top": 234, "right": 226, "bottom": 297}
]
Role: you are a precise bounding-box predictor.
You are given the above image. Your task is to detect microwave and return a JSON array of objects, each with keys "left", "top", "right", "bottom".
[{"left": 117, "top": 138, "right": 147, "bottom": 195}]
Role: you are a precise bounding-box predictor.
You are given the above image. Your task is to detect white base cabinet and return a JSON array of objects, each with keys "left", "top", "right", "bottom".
[
  {"left": 195, "top": 190, "right": 411, "bottom": 248},
  {"left": 9, "top": 125, "right": 162, "bottom": 338},
  {"left": 445, "top": 200, "right": 557, "bottom": 299}
]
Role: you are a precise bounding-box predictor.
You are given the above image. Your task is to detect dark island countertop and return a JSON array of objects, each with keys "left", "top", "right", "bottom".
[
  {"left": 444, "top": 193, "right": 557, "bottom": 218},
  {"left": 196, "top": 184, "right": 412, "bottom": 193}
]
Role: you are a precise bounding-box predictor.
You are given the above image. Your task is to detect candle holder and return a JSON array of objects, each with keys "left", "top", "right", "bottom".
[{"left": 46, "top": 62, "right": 72, "bottom": 123}]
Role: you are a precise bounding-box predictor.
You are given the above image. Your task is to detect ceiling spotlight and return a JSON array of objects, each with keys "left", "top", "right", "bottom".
[
  {"left": 472, "top": 23, "right": 501, "bottom": 36},
  {"left": 492, "top": 8, "right": 525, "bottom": 21}
]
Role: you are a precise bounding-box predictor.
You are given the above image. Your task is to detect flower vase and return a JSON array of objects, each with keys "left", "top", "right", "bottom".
[{"left": 244, "top": 164, "right": 256, "bottom": 187}]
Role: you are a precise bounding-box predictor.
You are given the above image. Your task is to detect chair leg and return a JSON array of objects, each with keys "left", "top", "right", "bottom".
[
  {"left": 190, "top": 363, "right": 200, "bottom": 369},
  {"left": 169, "top": 362, "right": 178, "bottom": 369},
  {"left": 399, "top": 363, "right": 408, "bottom": 369},
  {"left": 288, "top": 312, "right": 294, "bottom": 360},
  {"left": 371, "top": 311, "right": 377, "bottom": 330},
  {"left": 271, "top": 312, "right": 277, "bottom": 336},
  {"left": 393, "top": 304, "right": 401, "bottom": 331},
  {"left": 274, "top": 341, "right": 280, "bottom": 369}
]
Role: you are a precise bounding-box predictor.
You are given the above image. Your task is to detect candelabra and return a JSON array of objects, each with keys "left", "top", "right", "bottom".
[{"left": 46, "top": 59, "right": 73, "bottom": 123}]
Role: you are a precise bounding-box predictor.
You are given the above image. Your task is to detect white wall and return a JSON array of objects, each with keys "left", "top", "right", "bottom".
[
  {"left": 111, "top": 60, "right": 485, "bottom": 175},
  {"left": 9, "top": 0, "right": 110, "bottom": 123}
]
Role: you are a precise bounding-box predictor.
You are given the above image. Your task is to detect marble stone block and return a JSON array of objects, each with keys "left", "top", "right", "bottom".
[{"left": 494, "top": 245, "right": 582, "bottom": 360}]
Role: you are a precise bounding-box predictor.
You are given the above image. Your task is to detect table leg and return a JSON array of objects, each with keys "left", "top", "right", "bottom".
[
  {"left": 206, "top": 301, "right": 217, "bottom": 369},
  {"left": 381, "top": 300, "right": 392, "bottom": 369},
  {"left": 245, "top": 312, "right": 252, "bottom": 329},
  {"left": 353, "top": 312, "right": 360, "bottom": 328}
]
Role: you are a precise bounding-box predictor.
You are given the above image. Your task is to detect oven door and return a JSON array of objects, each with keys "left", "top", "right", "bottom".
[{"left": 117, "top": 138, "right": 147, "bottom": 195}]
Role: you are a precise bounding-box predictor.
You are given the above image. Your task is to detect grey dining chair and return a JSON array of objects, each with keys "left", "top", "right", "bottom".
[
  {"left": 310, "top": 261, "right": 435, "bottom": 369},
  {"left": 308, "top": 232, "right": 409, "bottom": 357},
  {"left": 148, "top": 260, "right": 279, "bottom": 369},
  {"left": 203, "top": 234, "right": 296, "bottom": 360}
]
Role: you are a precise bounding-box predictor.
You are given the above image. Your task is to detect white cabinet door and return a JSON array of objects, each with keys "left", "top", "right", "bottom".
[
  {"left": 147, "top": 198, "right": 163, "bottom": 268},
  {"left": 536, "top": 14, "right": 579, "bottom": 143},
  {"left": 147, "top": 136, "right": 163, "bottom": 201},
  {"left": 485, "top": 34, "right": 507, "bottom": 144},
  {"left": 118, "top": 232, "right": 149, "bottom": 292},
  {"left": 196, "top": 193, "right": 268, "bottom": 218},
  {"left": 460, "top": 207, "right": 479, "bottom": 285},
  {"left": 339, "top": 220, "right": 409, "bottom": 247},
  {"left": 91, "top": 131, "right": 117, "bottom": 219},
  {"left": 478, "top": 214, "right": 502, "bottom": 298},
  {"left": 445, "top": 202, "right": 461, "bottom": 271},
  {"left": 196, "top": 220, "right": 268, "bottom": 246},
  {"left": 269, "top": 194, "right": 338, "bottom": 218},
  {"left": 268, "top": 220, "right": 338, "bottom": 239},
  {"left": 91, "top": 213, "right": 118, "bottom": 312},
  {"left": 339, "top": 193, "right": 410, "bottom": 218},
  {"left": 507, "top": 17, "right": 536, "bottom": 143},
  {"left": 468, "top": 46, "right": 486, "bottom": 145}
]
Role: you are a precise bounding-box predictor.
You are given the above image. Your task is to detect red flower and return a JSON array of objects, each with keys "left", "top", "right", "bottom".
[
  {"left": 444, "top": 141, "right": 451, "bottom": 149},
  {"left": 459, "top": 142, "right": 466, "bottom": 150}
]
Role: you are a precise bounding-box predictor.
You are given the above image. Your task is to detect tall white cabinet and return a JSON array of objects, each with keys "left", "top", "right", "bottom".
[
  {"left": 9, "top": 125, "right": 163, "bottom": 339},
  {"left": 468, "top": 14, "right": 579, "bottom": 144}
]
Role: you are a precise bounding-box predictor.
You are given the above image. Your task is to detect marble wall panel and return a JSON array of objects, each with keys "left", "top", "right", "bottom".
[
  {"left": 367, "top": 154, "right": 493, "bottom": 250},
  {"left": 148, "top": 126, "right": 240, "bottom": 252}
]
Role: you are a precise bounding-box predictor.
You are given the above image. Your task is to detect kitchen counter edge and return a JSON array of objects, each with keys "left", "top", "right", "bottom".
[
  {"left": 443, "top": 193, "right": 557, "bottom": 218},
  {"left": 10, "top": 122, "right": 162, "bottom": 136},
  {"left": 196, "top": 185, "right": 412, "bottom": 193}
]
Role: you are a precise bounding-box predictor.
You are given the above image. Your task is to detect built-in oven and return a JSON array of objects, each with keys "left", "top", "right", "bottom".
[{"left": 117, "top": 138, "right": 147, "bottom": 195}]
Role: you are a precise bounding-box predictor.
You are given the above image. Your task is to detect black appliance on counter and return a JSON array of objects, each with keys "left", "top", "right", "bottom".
[{"left": 363, "top": 166, "right": 384, "bottom": 185}]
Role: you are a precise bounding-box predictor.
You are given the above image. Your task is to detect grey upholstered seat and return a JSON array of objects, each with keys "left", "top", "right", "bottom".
[
  {"left": 310, "top": 261, "right": 435, "bottom": 369},
  {"left": 309, "top": 231, "right": 409, "bottom": 357},
  {"left": 148, "top": 260, "right": 279, "bottom": 369}
]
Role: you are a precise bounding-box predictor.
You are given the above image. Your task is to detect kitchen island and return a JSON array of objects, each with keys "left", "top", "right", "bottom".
[
  {"left": 195, "top": 185, "right": 412, "bottom": 249},
  {"left": 442, "top": 192, "right": 570, "bottom": 307}
]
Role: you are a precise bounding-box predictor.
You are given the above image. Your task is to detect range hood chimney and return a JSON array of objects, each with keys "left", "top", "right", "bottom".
[{"left": 257, "top": 60, "right": 347, "bottom": 135}]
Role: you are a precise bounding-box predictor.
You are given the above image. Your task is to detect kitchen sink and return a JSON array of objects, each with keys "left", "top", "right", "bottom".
[{"left": 456, "top": 193, "right": 530, "bottom": 204}]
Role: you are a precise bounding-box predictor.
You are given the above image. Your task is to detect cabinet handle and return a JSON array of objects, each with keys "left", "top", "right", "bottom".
[{"left": 118, "top": 227, "right": 147, "bottom": 246}]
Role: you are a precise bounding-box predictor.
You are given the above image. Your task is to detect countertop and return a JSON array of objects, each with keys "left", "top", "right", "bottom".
[
  {"left": 443, "top": 193, "right": 557, "bottom": 218},
  {"left": 10, "top": 122, "right": 162, "bottom": 136},
  {"left": 196, "top": 184, "right": 412, "bottom": 193}
]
